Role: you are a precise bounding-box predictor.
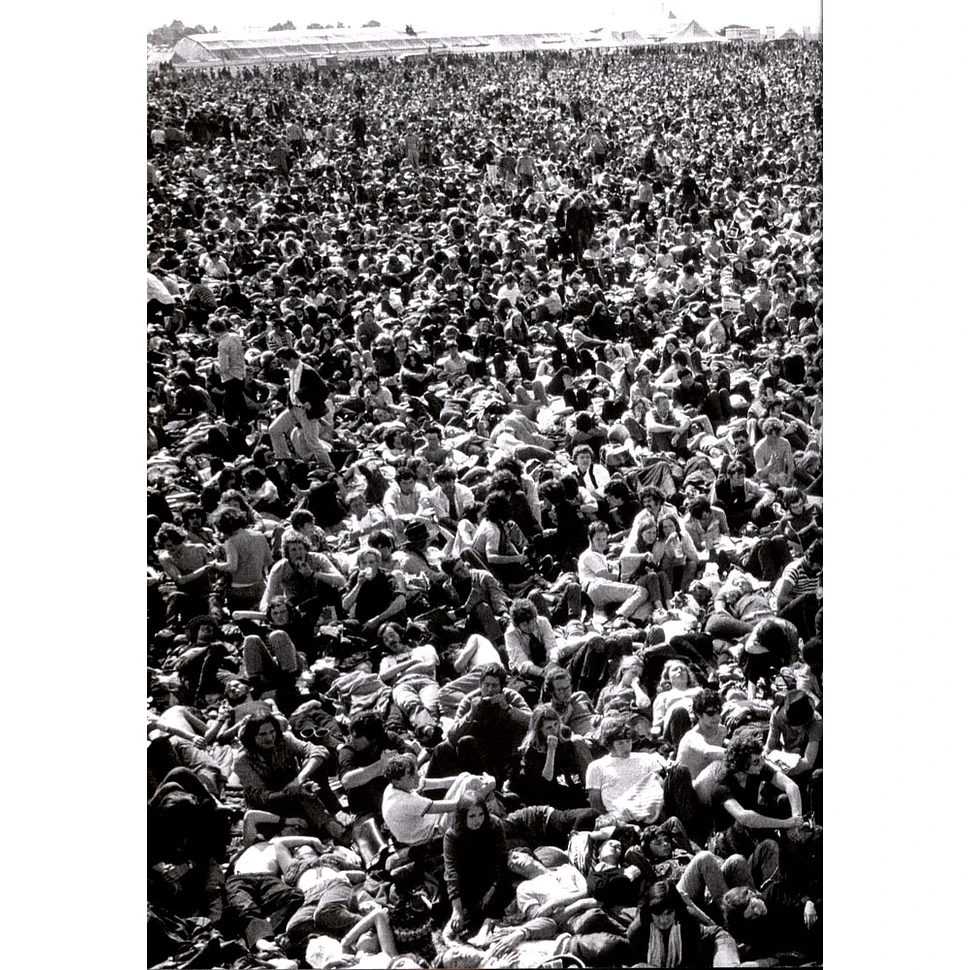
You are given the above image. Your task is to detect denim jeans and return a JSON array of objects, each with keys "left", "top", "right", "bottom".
[{"left": 391, "top": 676, "right": 440, "bottom": 733}]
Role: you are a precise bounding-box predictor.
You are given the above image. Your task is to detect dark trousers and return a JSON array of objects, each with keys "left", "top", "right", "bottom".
[
  {"left": 221, "top": 377, "right": 251, "bottom": 427},
  {"left": 565, "top": 635, "right": 624, "bottom": 698},
  {"left": 663, "top": 762, "right": 711, "bottom": 844},
  {"left": 225, "top": 873, "right": 304, "bottom": 948},
  {"left": 544, "top": 807, "right": 602, "bottom": 845},
  {"left": 743, "top": 536, "right": 792, "bottom": 583},
  {"left": 702, "top": 388, "right": 735, "bottom": 427},
  {"left": 777, "top": 592, "right": 820, "bottom": 641}
]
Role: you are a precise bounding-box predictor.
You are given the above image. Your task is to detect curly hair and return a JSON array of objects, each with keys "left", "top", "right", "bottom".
[{"left": 723, "top": 733, "right": 764, "bottom": 774}]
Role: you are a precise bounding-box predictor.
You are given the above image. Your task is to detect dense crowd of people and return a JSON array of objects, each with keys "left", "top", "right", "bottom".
[{"left": 147, "top": 39, "right": 822, "bottom": 969}]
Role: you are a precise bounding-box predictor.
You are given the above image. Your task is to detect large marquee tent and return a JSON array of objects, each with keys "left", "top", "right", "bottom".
[{"left": 169, "top": 27, "right": 649, "bottom": 69}]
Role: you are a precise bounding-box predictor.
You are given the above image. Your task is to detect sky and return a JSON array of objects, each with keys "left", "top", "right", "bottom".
[{"left": 145, "top": 0, "right": 821, "bottom": 37}]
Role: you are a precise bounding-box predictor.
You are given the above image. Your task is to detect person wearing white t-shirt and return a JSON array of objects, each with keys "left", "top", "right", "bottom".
[
  {"left": 381, "top": 753, "right": 494, "bottom": 847},
  {"left": 577, "top": 521, "right": 652, "bottom": 624},
  {"left": 585, "top": 720, "right": 666, "bottom": 824}
]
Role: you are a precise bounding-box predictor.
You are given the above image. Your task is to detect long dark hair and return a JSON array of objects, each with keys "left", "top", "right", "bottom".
[
  {"left": 239, "top": 711, "right": 282, "bottom": 754},
  {"left": 640, "top": 877, "right": 702, "bottom": 954},
  {"left": 449, "top": 791, "right": 492, "bottom": 838}
]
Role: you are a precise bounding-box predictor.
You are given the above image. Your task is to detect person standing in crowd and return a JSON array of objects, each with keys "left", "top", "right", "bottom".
[
  {"left": 208, "top": 316, "right": 250, "bottom": 428},
  {"left": 269, "top": 348, "right": 333, "bottom": 468}
]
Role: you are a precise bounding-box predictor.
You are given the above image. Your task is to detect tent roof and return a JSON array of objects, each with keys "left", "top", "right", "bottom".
[
  {"left": 170, "top": 26, "right": 648, "bottom": 64},
  {"left": 663, "top": 20, "right": 723, "bottom": 43}
]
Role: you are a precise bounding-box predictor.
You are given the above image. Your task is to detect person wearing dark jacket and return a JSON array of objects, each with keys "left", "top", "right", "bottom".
[
  {"left": 443, "top": 791, "right": 513, "bottom": 940},
  {"left": 627, "top": 878, "right": 739, "bottom": 967},
  {"left": 565, "top": 193, "right": 595, "bottom": 262},
  {"left": 269, "top": 348, "right": 333, "bottom": 467}
]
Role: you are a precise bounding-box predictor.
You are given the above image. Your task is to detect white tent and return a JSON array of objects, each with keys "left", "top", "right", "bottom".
[{"left": 662, "top": 20, "right": 724, "bottom": 44}]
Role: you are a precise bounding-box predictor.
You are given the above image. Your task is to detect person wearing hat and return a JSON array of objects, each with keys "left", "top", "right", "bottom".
[
  {"left": 393, "top": 519, "right": 446, "bottom": 596},
  {"left": 265, "top": 316, "right": 295, "bottom": 354},
  {"left": 764, "top": 689, "right": 821, "bottom": 816},
  {"left": 740, "top": 617, "right": 799, "bottom": 700}
]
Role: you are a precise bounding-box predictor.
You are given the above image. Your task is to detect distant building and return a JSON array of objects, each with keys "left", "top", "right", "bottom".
[{"left": 723, "top": 24, "right": 761, "bottom": 41}]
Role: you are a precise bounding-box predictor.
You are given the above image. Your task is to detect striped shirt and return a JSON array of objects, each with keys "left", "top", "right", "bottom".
[{"left": 774, "top": 558, "right": 819, "bottom": 601}]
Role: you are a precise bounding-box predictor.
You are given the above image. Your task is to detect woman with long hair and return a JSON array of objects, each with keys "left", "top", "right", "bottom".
[
  {"left": 619, "top": 515, "right": 672, "bottom": 613},
  {"left": 507, "top": 704, "right": 590, "bottom": 809},
  {"left": 442, "top": 791, "right": 512, "bottom": 940},
  {"left": 596, "top": 654, "right": 652, "bottom": 720},
  {"left": 657, "top": 513, "right": 699, "bottom": 598},
  {"left": 627, "top": 878, "right": 740, "bottom": 967},
  {"left": 651, "top": 659, "right": 704, "bottom": 749}
]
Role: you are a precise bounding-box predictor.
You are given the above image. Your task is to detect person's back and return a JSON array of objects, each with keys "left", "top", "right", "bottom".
[
  {"left": 226, "top": 528, "right": 273, "bottom": 586},
  {"left": 382, "top": 781, "right": 443, "bottom": 846}
]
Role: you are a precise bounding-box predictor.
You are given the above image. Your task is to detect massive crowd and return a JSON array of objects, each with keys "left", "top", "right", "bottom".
[{"left": 147, "top": 39, "right": 822, "bottom": 969}]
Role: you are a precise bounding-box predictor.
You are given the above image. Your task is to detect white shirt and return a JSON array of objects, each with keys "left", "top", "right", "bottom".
[
  {"left": 516, "top": 864, "right": 587, "bottom": 917},
  {"left": 289, "top": 362, "right": 305, "bottom": 406},
  {"left": 577, "top": 548, "right": 616, "bottom": 588},
  {"left": 381, "top": 785, "right": 444, "bottom": 845},
  {"left": 585, "top": 751, "right": 665, "bottom": 823}
]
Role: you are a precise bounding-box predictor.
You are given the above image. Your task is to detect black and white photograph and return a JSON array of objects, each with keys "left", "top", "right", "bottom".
[{"left": 143, "top": 4, "right": 829, "bottom": 967}]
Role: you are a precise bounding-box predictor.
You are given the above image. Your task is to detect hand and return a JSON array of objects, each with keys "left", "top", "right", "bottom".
[
  {"left": 803, "top": 899, "right": 817, "bottom": 929},
  {"left": 362, "top": 618, "right": 379, "bottom": 633},
  {"left": 155, "top": 864, "right": 182, "bottom": 890},
  {"left": 787, "top": 814, "right": 803, "bottom": 829},
  {"left": 190, "top": 735, "right": 207, "bottom": 750},
  {"left": 493, "top": 692, "right": 509, "bottom": 710},
  {"left": 492, "top": 929, "right": 525, "bottom": 957},
  {"left": 300, "top": 779, "right": 321, "bottom": 796},
  {"left": 447, "top": 908, "right": 466, "bottom": 937},
  {"left": 546, "top": 735, "right": 559, "bottom": 754}
]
